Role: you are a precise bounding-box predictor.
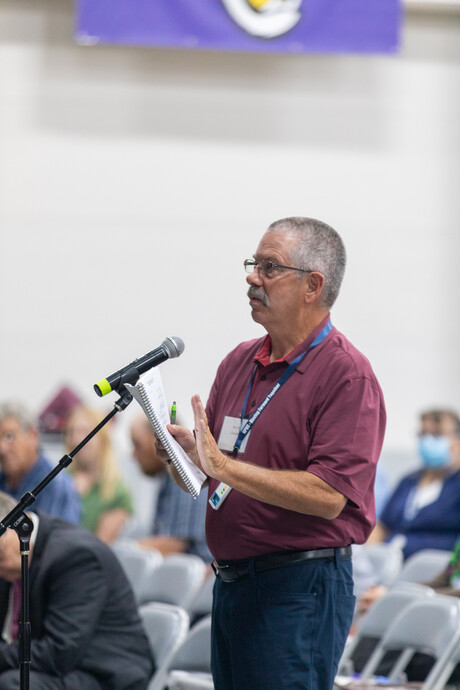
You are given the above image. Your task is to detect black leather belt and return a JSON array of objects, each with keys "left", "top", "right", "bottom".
[{"left": 212, "top": 546, "right": 352, "bottom": 583}]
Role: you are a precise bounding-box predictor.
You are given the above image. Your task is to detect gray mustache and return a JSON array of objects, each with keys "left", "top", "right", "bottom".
[{"left": 247, "top": 286, "right": 269, "bottom": 306}]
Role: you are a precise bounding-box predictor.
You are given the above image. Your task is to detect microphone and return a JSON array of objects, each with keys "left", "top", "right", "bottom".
[{"left": 93, "top": 336, "right": 185, "bottom": 397}]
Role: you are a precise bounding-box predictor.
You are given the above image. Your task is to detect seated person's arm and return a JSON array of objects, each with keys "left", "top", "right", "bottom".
[
  {"left": 137, "top": 535, "right": 188, "bottom": 555},
  {"left": 366, "top": 521, "right": 388, "bottom": 544},
  {"left": 96, "top": 508, "right": 131, "bottom": 544},
  {"left": 357, "top": 585, "right": 388, "bottom": 616},
  {"left": 424, "top": 566, "right": 451, "bottom": 591}
]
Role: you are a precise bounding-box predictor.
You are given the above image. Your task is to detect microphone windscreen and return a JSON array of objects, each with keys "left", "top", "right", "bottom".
[{"left": 163, "top": 336, "right": 185, "bottom": 359}]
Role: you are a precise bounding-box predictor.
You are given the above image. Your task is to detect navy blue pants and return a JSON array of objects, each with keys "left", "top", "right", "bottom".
[{"left": 211, "top": 553, "right": 355, "bottom": 690}]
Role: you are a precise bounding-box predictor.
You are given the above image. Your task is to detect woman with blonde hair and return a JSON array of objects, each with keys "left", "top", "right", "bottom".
[{"left": 64, "top": 405, "right": 133, "bottom": 543}]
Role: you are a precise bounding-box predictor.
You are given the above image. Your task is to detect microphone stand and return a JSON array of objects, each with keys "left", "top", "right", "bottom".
[{"left": 0, "top": 385, "right": 134, "bottom": 690}]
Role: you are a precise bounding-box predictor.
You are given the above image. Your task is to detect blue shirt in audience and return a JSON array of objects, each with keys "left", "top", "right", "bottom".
[
  {"left": 153, "top": 473, "right": 211, "bottom": 562},
  {"left": 0, "top": 453, "right": 80, "bottom": 524},
  {"left": 380, "top": 468, "right": 460, "bottom": 559}
]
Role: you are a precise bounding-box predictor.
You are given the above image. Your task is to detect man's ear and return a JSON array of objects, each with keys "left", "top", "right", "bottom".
[{"left": 305, "top": 272, "right": 325, "bottom": 303}]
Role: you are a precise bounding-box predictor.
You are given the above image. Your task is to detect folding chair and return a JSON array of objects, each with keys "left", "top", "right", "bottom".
[
  {"left": 431, "top": 636, "right": 460, "bottom": 690},
  {"left": 138, "top": 601, "right": 190, "bottom": 690},
  {"left": 188, "top": 572, "right": 215, "bottom": 624},
  {"left": 138, "top": 553, "right": 207, "bottom": 610},
  {"left": 395, "top": 549, "right": 452, "bottom": 584},
  {"left": 167, "top": 674, "right": 214, "bottom": 689},
  {"left": 337, "top": 582, "right": 434, "bottom": 677},
  {"left": 363, "top": 543, "right": 404, "bottom": 586},
  {"left": 111, "top": 539, "right": 163, "bottom": 602},
  {"left": 359, "top": 595, "right": 460, "bottom": 689},
  {"left": 158, "top": 615, "right": 213, "bottom": 690},
  {"left": 353, "top": 543, "right": 404, "bottom": 598}
]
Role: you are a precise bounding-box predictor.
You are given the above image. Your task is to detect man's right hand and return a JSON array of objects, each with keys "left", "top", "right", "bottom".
[
  {"left": 155, "top": 424, "right": 208, "bottom": 491},
  {"left": 155, "top": 424, "right": 203, "bottom": 470}
]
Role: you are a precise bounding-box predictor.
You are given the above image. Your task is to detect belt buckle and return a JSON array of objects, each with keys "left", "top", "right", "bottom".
[{"left": 212, "top": 561, "right": 236, "bottom": 582}]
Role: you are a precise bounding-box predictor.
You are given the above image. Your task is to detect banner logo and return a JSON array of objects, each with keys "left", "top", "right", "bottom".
[{"left": 221, "top": 0, "right": 302, "bottom": 39}]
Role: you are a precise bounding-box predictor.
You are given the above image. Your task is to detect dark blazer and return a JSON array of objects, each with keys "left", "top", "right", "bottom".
[{"left": 0, "top": 514, "right": 154, "bottom": 689}]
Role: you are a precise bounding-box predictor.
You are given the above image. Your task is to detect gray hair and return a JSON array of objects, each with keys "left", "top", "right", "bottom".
[
  {"left": 267, "top": 217, "right": 346, "bottom": 309},
  {"left": 0, "top": 490, "right": 19, "bottom": 518},
  {"left": 0, "top": 401, "right": 37, "bottom": 432}
]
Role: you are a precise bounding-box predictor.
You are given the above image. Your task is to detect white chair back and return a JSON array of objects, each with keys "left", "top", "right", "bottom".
[
  {"left": 112, "top": 540, "right": 163, "bottom": 601},
  {"left": 160, "top": 615, "right": 213, "bottom": 690},
  {"left": 188, "top": 573, "right": 215, "bottom": 622},
  {"left": 138, "top": 601, "right": 190, "bottom": 690},
  {"left": 360, "top": 595, "right": 460, "bottom": 689},
  {"left": 395, "top": 549, "right": 451, "bottom": 584},
  {"left": 139, "top": 553, "right": 207, "bottom": 610},
  {"left": 338, "top": 582, "right": 434, "bottom": 676}
]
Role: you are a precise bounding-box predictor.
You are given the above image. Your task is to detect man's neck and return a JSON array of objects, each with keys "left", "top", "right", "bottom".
[
  {"left": 5, "top": 455, "right": 39, "bottom": 491},
  {"left": 4, "top": 474, "right": 23, "bottom": 492},
  {"left": 269, "top": 311, "right": 329, "bottom": 362}
]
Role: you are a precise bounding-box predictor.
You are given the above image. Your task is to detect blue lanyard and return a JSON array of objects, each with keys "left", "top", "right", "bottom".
[{"left": 232, "top": 320, "right": 333, "bottom": 457}]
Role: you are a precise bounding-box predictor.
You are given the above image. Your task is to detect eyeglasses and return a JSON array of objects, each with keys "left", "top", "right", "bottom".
[{"left": 244, "top": 258, "right": 312, "bottom": 278}]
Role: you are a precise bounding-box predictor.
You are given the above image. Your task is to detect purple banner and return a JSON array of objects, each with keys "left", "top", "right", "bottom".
[{"left": 75, "top": 0, "right": 401, "bottom": 55}]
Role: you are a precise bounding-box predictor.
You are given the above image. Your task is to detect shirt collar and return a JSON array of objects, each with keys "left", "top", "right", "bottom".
[{"left": 254, "top": 314, "right": 332, "bottom": 369}]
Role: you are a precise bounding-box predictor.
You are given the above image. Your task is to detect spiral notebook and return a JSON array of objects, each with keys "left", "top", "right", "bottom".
[{"left": 125, "top": 369, "right": 206, "bottom": 498}]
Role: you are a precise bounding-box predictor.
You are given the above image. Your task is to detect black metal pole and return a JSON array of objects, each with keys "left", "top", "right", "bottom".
[{"left": 10, "top": 512, "right": 34, "bottom": 690}]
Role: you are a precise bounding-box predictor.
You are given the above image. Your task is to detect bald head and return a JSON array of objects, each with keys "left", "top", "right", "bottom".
[{"left": 130, "top": 416, "right": 165, "bottom": 477}]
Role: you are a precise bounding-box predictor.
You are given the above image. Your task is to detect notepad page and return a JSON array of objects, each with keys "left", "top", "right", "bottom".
[{"left": 126, "top": 368, "right": 206, "bottom": 496}]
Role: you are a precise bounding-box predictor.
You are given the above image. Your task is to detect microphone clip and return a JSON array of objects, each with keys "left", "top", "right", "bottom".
[
  {"left": 116, "top": 366, "right": 141, "bottom": 392},
  {"left": 111, "top": 367, "right": 139, "bottom": 410}
]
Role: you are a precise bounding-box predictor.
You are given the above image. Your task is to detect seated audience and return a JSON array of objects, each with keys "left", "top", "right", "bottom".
[
  {"left": 367, "top": 408, "right": 460, "bottom": 559},
  {"left": 353, "top": 537, "right": 460, "bottom": 684},
  {"left": 0, "top": 490, "right": 154, "bottom": 689},
  {"left": 130, "top": 415, "right": 211, "bottom": 561},
  {"left": 64, "top": 405, "right": 133, "bottom": 543},
  {"left": 0, "top": 402, "right": 80, "bottom": 524}
]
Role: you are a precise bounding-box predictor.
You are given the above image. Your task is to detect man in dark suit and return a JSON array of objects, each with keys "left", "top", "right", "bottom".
[{"left": 0, "top": 491, "right": 154, "bottom": 690}]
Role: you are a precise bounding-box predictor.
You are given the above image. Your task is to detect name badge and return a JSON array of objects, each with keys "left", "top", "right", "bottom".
[
  {"left": 209, "top": 482, "right": 232, "bottom": 510},
  {"left": 210, "top": 417, "right": 251, "bottom": 511},
  {"left": 217, "top": 416, "right": 251, "bottom": 453}
]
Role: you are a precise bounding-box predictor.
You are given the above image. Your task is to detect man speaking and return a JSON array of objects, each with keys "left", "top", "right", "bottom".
[{"left": 166, "top": 217, "right": 386, "bottom": 689}]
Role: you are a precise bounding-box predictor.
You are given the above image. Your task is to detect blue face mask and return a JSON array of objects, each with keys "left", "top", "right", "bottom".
[{"left": 418, "top": 434, "right": 451, "bottom": 468}]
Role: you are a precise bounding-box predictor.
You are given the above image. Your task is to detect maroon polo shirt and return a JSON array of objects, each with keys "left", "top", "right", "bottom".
[{"left": 205, "top": 316, "right": 386, "bottom": 561}]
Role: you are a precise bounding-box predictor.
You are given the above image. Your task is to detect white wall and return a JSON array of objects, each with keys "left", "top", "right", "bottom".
[{"left": 1, "top": 0, "right": 459, "bottom": 489}]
